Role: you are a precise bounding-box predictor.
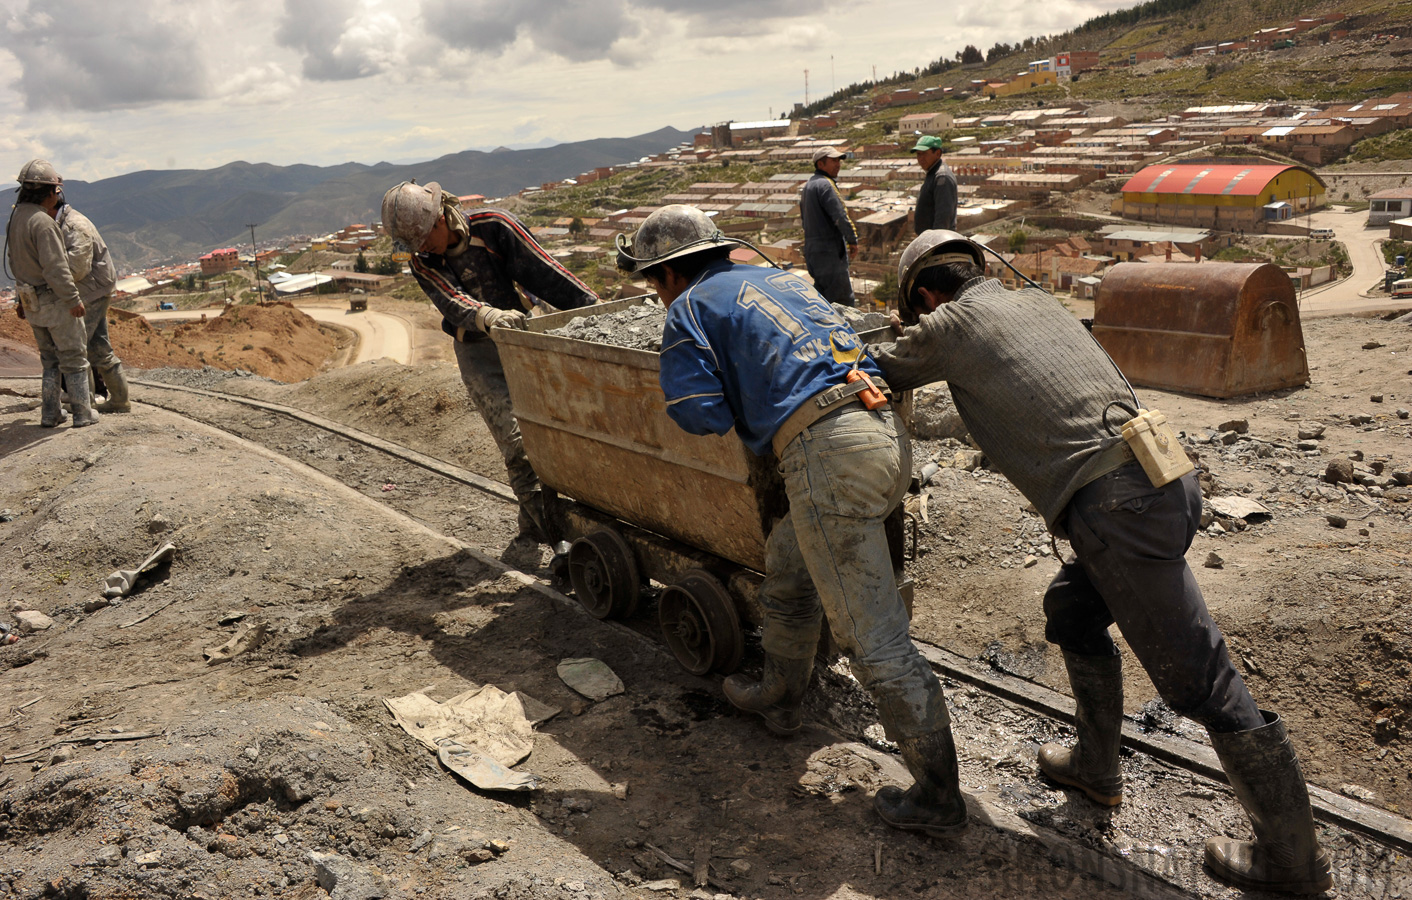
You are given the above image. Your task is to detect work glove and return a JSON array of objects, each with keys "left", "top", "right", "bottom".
[{"left": 475, "top": 306, "right": 527, "bottom": 334}]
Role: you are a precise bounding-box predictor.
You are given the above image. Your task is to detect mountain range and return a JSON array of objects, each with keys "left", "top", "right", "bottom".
[{"left": 1, "top": 126, "right": 697, "bottom": 278}]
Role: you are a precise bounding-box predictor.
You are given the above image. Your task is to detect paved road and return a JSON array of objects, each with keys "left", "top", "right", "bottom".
[
  {"left": 141, "top": 304, "right": 414, "bottom": 365},
  {"left": 1291, "top": 207, "right": 1408, "bottom": 318}
]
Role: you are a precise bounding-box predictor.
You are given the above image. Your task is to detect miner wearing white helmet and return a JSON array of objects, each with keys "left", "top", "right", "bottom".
[
  {"left": 619, "top": 205, "right": 967, "bottom": 839},
  {"left": 5, "top": 159, "right": 99, "bottom": 428},
  {"left": 380, "top": 181, "right": 598, "bottom": 566},
  {"left": 873, "top": 229, "right": 1331, "bottom": 895}
]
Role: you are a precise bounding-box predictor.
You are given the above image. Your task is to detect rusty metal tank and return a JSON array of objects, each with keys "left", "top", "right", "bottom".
[{"left": 1092, "top": 262, "right": 1309, "bottom": 399}]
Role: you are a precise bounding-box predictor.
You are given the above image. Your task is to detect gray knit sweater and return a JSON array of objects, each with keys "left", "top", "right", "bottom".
[{"left": 872, "top": 277, "right": 1137, "bottom": 529}]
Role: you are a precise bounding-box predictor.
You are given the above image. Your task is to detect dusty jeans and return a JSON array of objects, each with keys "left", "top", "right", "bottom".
[
  {"left": 82, "top": 294, "right": 120, "bottom": 372},
  {"left": 1044, "top": 464, "right": 1262, "bottom": 733},
  {"left": 804, "top": 249, "right": 855, "bottom": 307},
  {"left": 452, "top": 336, "right": 542, "bottom": 535},
  {"left": 761, "top": 404, "right": 949, "bottom": 741}
]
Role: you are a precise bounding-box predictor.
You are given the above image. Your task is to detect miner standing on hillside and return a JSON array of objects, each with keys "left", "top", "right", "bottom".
[
  {"left": 5, "top": 159, "right": 98, "bottom": 428},
  {"left": 800, "top": 147, "right": 858, "bottom": 306},
  {"left": 381, "top": 181, "right": 598, "bottom": 566},
  {"left": 871, "top": 229, "right": 1331, "bottom": 895},
  {"left": 912, "top": 136, "right": 957, "bottom": 233},
  {"left": 56, "top": 199, "right": 129, "bottom": 413},
  {"left": 618, "top": 204, "right": 967, "bottom": 839}
]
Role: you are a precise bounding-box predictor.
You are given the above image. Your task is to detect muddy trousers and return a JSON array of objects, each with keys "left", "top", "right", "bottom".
[
  {"left": 804, "top": 250, "right": 856, "bottom": 307},
  {"left": 82, "top": 294, "right": 121, "bottom": 373},
  {"left": 759, "top": 405, "right": 950, "bottom": 741},
  {"left": 451, "top": 336, "right": 543, "bottom": 537},
  {"left": 1043, "top": 463, "right": 1262, "bottom": 734}
]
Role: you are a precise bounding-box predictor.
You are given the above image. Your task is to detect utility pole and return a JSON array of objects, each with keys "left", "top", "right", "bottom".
[
  {"left": 831, "top": 55, "right": 835, "bottom": 95},
  {"left": 804, "top": 69, "right": 809, "bottom": 107},
  {"left": 872, "top": 64, "right": 877, "bottom": 83},
  {"left": 247, "top": 223, "right": 262, "bottom": 304}
]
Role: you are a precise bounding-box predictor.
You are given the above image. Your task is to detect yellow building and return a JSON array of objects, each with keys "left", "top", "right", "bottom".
[
  {"left": 985, "top": 69, "right": 1058, "bottom": 98},
  {"left": 1114, "top": 163, "right": 1325, "bottom": 230}
]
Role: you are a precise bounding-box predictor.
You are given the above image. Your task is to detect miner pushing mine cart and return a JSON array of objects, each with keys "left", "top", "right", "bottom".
[{"left": 496, "top": 297, "right": 912, "bottom": 677}]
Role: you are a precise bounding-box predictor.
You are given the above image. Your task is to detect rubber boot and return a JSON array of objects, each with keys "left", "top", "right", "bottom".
[
  {"left": 40, "top": 368, "right": 67, "bottom": 427},
  {"left": 1039, "top": 651, "right": 1125, "bottom": 805},
  {"left": 68, "top": 372, "right": 100, "bottom": 428},
  {"left": 1204, "top": 710, "right": 1333, "bottom": 895},
  {"left": 723, "top": 654, "right": 812, "bottom": 735},
  {"left": 874, "top": 729, "right": 969, "bottom": 836},
  {"left": 517, "top": 490, "right": 551, "bottom": 544},
  {"left": 502, "top": 491, "right": 549, "bottom": 569},
  {"left": 95, "top": 362, "right": 131, "bottom": 413}
]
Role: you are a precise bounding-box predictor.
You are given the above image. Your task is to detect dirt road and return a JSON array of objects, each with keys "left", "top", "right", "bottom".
[{"left": 142, "top": 305, "right": 417, "bottom": 365}]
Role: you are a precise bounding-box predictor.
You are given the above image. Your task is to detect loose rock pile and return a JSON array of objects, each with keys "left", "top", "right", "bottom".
[
  {"left": 546, "top": 300, "right": 892, "bottom": 353},
  {"left": 547, "top": 302, "right": 667, "bottom": 351}
]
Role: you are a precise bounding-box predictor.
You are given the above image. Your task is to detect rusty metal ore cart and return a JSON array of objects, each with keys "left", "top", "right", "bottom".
[{"left": 496, "top": 297, "right": 910, "bottom": 676}]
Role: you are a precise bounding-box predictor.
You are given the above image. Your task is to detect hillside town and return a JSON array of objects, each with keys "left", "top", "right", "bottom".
[{"left": 28, "top": 6, "right": 1409, "bottom": 321}]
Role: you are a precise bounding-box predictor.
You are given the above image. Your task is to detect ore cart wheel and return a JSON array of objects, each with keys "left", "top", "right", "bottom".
[
  {"left": 567, "top": 530, "right": 640, "bottom": 619},
  {"left": 658, "top": 569, "right": 743, "bottom": 676}
]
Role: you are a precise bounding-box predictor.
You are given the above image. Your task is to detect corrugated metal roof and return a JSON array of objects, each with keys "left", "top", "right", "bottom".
[{"left": 1120, "top": 164, "right": 1304, "bottom": 197}]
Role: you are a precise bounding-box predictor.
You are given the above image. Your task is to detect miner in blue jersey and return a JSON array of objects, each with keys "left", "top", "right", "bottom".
[
  {"left": 618, "top": 205, "right": 967, "bottom": 838},
  {"left": 382, "top": 181, "right": 598, "bottom": 563}
]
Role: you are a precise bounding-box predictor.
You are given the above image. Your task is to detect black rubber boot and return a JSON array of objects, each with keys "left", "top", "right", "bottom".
[
  {"left": 96, "top": 362, "right": 131, "bottom": 413},
  {"left": 874, "top": 729, "right": 968, "bottom": 837},
  {"left": 40, "top": 368, "right": 67, "bottom": 427},
  {"left": 1039, "top": 651, "right": 1125, "bottom": 805},
  {"left": 723, "top": 654, "right": 812, "bottom": 736},
  {"left": 68, "top": 371, "right": 100, "bottom": 428},
  {"left": 1205, "top": 710, "right": 1333, "bottom": 895}
]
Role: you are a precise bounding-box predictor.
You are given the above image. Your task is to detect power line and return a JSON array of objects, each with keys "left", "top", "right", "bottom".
[{"left": 246, "top": 223, "right": 262, "bottom": 303}]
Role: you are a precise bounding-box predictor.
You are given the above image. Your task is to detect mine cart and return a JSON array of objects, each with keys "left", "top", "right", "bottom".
[{"left": 496, "top": 297, "right": 911, "bottom": 676}]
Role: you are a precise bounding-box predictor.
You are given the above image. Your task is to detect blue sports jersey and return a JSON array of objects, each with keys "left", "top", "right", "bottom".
[{"left": 659, "top": 259, "right": 883, "bottom": 456}]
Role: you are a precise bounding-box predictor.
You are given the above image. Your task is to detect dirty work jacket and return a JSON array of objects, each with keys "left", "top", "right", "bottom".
[
  {"left": 7, "top": 203, "right": 82, "bottom": 326},
  {"left": 410, "top": 208, "right": 597, "bottom": 337},
  {"left": 871, "top": 277, "right": 1133, "bottom": 528},
  {"left": 659, "top": 259, "right": 882, "bottom": 457},
  {"left": 914, "top": 159, "right": 958, "bottom": 233},
  {"left": 56, "top": 206, "right": 117, "bottom": 304},
  {"left": 800, "top": 169, "right": 857, "bottom": 256}
]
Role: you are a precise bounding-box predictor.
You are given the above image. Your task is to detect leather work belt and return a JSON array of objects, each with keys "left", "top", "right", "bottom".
[
  {"left": 771, "top": 377, "right": 891, "bottom": 457},
  {"left": 1085, "top": 438, "right": 1137, "bottom": 485}
]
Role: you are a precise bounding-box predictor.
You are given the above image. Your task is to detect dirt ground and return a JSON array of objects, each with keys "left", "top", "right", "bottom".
[
  {"left": 0, "top": 304, "right": 345, "bottom": 382},
  {"left": 0, "top": 301, "right": 1410, "bottom": 899}
]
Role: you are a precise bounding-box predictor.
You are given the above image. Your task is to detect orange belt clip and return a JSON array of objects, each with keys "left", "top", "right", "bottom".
[{"left": 846, "top": 369, "right": 888, "bottom": 410}]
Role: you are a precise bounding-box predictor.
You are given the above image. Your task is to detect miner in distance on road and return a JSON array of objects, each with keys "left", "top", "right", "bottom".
[{"left": 381, "top": 181, "right": 599, "bottom": 565}]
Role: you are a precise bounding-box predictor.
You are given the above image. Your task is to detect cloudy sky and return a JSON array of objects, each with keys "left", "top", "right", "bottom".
[{"left": 0, "top": 0, "right": 1136, "bottom": 184}]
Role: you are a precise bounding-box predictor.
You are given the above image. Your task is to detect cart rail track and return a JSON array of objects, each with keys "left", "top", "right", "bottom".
[{"left": 128, "top": 376, "right": 1412, "bottom": 857}]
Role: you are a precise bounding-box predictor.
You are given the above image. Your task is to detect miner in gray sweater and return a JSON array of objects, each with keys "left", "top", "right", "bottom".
[{"left": 871, "top": 230, "right": 1330, "bottom": 896}]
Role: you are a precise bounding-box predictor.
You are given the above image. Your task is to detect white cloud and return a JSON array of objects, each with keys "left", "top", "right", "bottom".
[
  {"left": 1, "top": 0, "right": 211, "bottom": 110},
  {"left": 0, "top": 0, "right": 1158, "bottom": 181},
  {"left": 277, "top": 0, "right": 408, "bottom": 81}
]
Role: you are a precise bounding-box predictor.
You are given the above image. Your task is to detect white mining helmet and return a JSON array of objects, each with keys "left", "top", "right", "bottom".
[
  {"left": 897, "top": 228, "right": 987, "bottom": 305},
  {"left": 16, "top": 159, "right": 62, "bottom": 186},
  {"left": 381, "top": 181, "right": 442, "bottom": 251},
  {"left": 615, "top": 204, "right": 743, "bottom": 274}
]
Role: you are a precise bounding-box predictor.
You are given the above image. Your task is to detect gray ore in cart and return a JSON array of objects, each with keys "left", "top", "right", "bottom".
[{"left": 496, "top": 297, "right": 913, "bottom": 676}]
